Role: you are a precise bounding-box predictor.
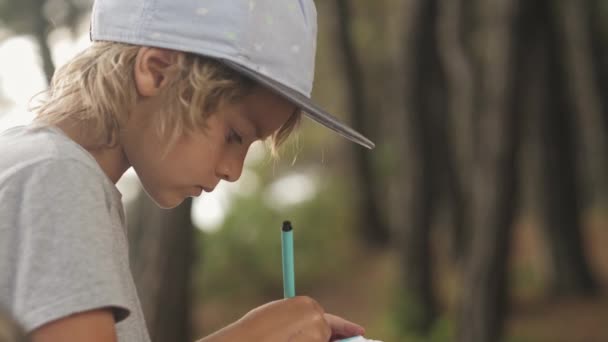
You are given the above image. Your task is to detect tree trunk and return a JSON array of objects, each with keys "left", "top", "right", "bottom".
[
  {"left": 335, "top": 0, "right": 390, "bottom": 248},
  {"left": 396, "top": 0, "right": 440, "bottom": 335},
  {"left": 587, "top": 0, "right": 608, "bottom": 152},
  {"left": 436, "top": 0, "right": 474, "bottom": 262},
  {"left": 457, "top": 0, "right": 521, "bottom": 340},
  {"left": 556, "top": 0, "right": 608, "bottom": 204},
  {"left": 32, "top": 2, "right": 55, "bottom": 84},
  {"left": 537, "top": 0, "right": 597, "bottom": 296},
  {"left": 127, "top": 193, "right": 195, "bottom": 342},
  {"left": 0, "top": 306, "right": 27, "bottom": 342}
]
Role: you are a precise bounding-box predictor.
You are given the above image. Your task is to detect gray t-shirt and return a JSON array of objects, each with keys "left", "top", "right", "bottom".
[{"left": 0, "top": 124, "right": 150, "bottom": 341}]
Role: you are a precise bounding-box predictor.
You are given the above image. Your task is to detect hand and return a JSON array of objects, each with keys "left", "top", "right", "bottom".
[{"left": 197, "top": 296, "right": 365, "bottom": 342}]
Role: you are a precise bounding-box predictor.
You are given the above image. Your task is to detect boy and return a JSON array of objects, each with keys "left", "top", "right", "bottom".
[{"left": 0, "top": 0, "right": 375, "bottom": 341}]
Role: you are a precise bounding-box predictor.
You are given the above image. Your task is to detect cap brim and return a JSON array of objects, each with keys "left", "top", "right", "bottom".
[{"left": 221, "top": 60, "right": 375, "bottom": 149}]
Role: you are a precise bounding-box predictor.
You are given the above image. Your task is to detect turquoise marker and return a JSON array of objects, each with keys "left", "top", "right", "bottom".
[
  {"left": 281, "top": 221, "right": 372, "bottom": 342},
  {"left": 281, "top": 220, "right": 295, "bottom": 298}
]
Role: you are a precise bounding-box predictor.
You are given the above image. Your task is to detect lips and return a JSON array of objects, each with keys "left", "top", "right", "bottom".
[
  {"left": 200, "top": 186, "right": 214, "bottom": 193},
  {"left": 191, "top": 186, "right": 203, "bottom": 197},
  {"left": 191, "top": 186, "right": 214, "bottom": 197}
]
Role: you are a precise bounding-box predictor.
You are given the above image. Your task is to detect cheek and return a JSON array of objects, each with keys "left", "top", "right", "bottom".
[
  {"left": 161, "top": 130, "right": 226, "bottom": 181},
  {"left": 123, "top": 119, "right": 229, "bottom": 202},
  {"left": 122, "top": 125, "right": 178, "bottom": 184},
  {"left": 124, "top": 137, "right": 168, "bottom": 190}
]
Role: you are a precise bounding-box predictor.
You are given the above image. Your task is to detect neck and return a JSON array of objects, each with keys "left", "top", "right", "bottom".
[{"left": 55, "top": 120, "right": 131, "bottom": 184}]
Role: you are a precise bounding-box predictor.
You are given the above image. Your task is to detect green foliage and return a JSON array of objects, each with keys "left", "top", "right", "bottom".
[
  {"left": 195, "top": 173, "right": 358, "bottom": 303},
  {"left": 427, "top": 318, "right": 454, "bottom": 342},
  {"left": 393, "top": 282, "right": 455, "bottom": 341},
  {"left": 394, "top": 286, "right": 436, "bottom": 337},
  {"left": 510, "top": 262, "right": 544, "bottom": 299},
  {"left": 398, "top": 316, "right": 454, "bottom": 342},
  {"left": 504, "top": 337, "right": 535, "bottom": 342}
]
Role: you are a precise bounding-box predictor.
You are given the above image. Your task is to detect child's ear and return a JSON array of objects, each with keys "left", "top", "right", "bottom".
[{"left": 134, "top": 47, "right": 178, "bottom": 97}]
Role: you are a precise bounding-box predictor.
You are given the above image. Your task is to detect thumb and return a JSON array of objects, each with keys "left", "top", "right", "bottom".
[{"left": 324, "top": 313, "right": 365, "bottom": 338}]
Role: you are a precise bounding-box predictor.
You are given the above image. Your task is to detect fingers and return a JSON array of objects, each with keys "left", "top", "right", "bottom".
[
  {"left": 260, "top": 296, "right": 365, "bottom": 341},
  {"left": 234, "top": 296, "right": 366, "bottom": 342},
  {"left": 291, "top": 296, "right": 325, "bottom": 314},
  {"left": 279, "top": 296, "right": 329, "bottom": 340},
  {"left": 325, "top": 313, "right": 366, "bottom": 338},
  {"left": 288, "top": 297, "right": 365, "bottom": 338}
]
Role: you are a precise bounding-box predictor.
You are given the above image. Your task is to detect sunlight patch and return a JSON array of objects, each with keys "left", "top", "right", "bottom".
[{"left": 263, "top": 170, "right": 319, "bottom": 210}]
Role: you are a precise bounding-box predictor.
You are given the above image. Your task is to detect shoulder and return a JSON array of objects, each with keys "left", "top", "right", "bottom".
[
  {"left": 0, "top": 124, "right": 101, "bottom": 176},
  {"left": 0, "top": 124, "right": 120, "bottom": 214},
  {"left": 0, "top": 124, "right": 112, "bottom": 192}
]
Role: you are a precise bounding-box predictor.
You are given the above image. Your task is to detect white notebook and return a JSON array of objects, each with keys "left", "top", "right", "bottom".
[{"left": 337, "top": 336, "right": 383, "bottom": 342}]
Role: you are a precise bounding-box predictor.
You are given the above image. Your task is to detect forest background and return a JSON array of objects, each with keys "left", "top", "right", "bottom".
[{"left": 2, "top": 1, "right": 608, "bottom": 341}]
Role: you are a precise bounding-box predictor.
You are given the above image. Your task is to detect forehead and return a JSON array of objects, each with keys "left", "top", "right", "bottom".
[{"left": 239, "top": 86, "right": 296, "bottom": 139}]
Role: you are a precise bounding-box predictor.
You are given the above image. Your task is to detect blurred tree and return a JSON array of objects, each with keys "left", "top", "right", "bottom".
[
  {"left": 557, "top": 0, "right": 608, "bottom": 204},
  {"left": 0, "top": 306, "right": 27, "bottom": 342},
  {"left": 588, "top": 0, "right": 608, "bottom": 151},
  {"left": 394, "top": 0, "right": 440, "bottom": 335},
  {"left": 457, "top": 0, "right": 521, "bottom": 341},
  {"left": 456, "top": 0, "right": 604, "bottom": 339},
  {"left": 0, "top": 0, "right": 91, "bottom": 83},
  {"left": 436, "top": 0, "right": 474, "bottom": 262},
  {"left": 534, "top": 0, "right": 597, "bottom": 297},
  {"left": 334, "top": 0, "right": 390, "bottom": 248},
  {"left": 126, "top": 194, "right": 195, "bottom": 342}
]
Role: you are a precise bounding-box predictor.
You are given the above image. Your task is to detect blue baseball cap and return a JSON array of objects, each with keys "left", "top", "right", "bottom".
[{"left": 90, "top": 0, "right": 375, "bottom": 149}]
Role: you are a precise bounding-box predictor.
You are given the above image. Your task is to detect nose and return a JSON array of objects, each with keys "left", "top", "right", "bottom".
[{"left": 216, "top": 153, "right": 245, "bottom": 183}]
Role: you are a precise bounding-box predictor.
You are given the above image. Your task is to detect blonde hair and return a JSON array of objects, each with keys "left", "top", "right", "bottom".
[{"left": 33, "top": 42, "right": 300, "bottom": 156}]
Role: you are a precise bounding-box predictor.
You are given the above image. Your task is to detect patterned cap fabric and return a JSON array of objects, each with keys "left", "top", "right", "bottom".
[{"left": 91, "top": 0, "right": 375, "bottom": 149}]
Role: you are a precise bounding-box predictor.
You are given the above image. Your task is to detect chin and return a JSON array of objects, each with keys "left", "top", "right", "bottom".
[
  {"left": 155, "top": 198, "right": 184, "bottom": 210},
  {"left": 156, "top": 194, "right": 186, "bottom": 209},
  {"left": 142, "top": 187, "right": 185, "bottom": 209}
]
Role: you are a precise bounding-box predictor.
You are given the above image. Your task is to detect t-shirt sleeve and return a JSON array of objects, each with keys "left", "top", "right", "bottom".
[{"left": 9, "top": 159, "right": 131, "bottom": 332}]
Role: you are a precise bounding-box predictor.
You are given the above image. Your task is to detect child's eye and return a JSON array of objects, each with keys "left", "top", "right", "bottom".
[{"left": 226, "top": 129, "right": 243, "bottom": 144}]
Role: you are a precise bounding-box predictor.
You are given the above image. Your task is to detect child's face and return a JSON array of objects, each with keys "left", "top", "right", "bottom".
[{"left": 121, "top": 85, "right": 295, "bottom": 209}]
